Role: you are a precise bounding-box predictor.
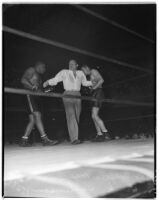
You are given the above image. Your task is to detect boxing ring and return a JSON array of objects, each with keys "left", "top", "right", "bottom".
[
  {"left": 3, "top": 4, "right": 155, "bottom": 198},
  {"left": 3, "top": 87, "right": 155, "bottom": 198},
  {"left": 4, "top": 138, "right": 154, "bottom": 198}
]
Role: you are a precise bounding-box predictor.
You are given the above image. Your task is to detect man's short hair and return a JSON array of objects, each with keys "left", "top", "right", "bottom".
[
  {"left": 35, "top": 61, "right": 45, "bottom": 67},
  {"left": 69, "top": 59, "right": 78, "bottom": 64}
]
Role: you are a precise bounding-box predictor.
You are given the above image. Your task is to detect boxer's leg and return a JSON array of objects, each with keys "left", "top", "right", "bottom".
[
  {"left": 20, "top": 114, "right": 35, "bottom": 146},
  {"left": 23, "top": 114, "right": 35, "bottom": 137},
  {"left": 34, "top": 111, "right": 59, "bottom": 145},
  {"left": 34, "top": 111, "right": 46, "bottom": 137},
  {"left": 92, "top": 107, "right": 108, "bottom": 133},
  {"left": 91, "top": 110, "right": 102, "bottom": 135},
  {"left": 91, "top": 106, "right": 109, "bottom": 142}
]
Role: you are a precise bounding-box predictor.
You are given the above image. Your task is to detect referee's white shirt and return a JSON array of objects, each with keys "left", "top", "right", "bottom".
[{"left": 48, "top": 69, "right": 92, "bottom": 91}]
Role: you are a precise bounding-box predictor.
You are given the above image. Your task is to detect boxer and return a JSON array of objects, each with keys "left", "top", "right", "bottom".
[
  {"left": 81, "top": 65, "right": 111, "bottom": 142},
  {"left": 20, "top": 61, "right": 58, "bottom": 146}
]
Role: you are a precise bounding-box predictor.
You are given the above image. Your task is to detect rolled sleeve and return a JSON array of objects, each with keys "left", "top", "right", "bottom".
[{"left": 48, "top": 70, "right": 64, "bottom": 86}]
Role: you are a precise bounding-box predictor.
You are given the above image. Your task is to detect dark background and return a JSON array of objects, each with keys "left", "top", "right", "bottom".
[{"left": 3, "top": 4, "right": 155, "bottom": 143}]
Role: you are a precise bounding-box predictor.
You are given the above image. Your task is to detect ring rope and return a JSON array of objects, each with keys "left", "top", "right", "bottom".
[
  {"left": 73, "top": 5, "right": 155, "bottom": 44},
  {"left": 104, "top": 73, "right": 152, "bottom": 88},
  {"left": 105, "top": 114, "right": 154, "bottom": 122},
  {"left": 4, "top": 106, "right": 155, "bottom": 122},
  {"left": 3, "top": 26, "right": 154, "bottom": 74},
  {"left": 4, "top": 87, "right": 154, "bottom": 107},
  {"left": 79, "top": 114, "right": 154, "bottom": 124}
]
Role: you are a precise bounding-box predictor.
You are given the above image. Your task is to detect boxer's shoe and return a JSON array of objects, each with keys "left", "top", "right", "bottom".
[
  {"left": 103, "top": 132, "right": 111, "bottom": 140},
  {"left": 41, "top": 135, "right": 59, "bottom": 146},
  {"left": 92, "top": 134, "right": 105, "bottom": 142},
  {"left": 19, "top": 138, "right": 32, "bottom": 147}
]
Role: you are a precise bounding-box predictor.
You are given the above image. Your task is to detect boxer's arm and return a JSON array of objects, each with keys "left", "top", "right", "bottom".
[
  {"left": 43, "top": 70, "right": 64, "bottom": 88},
  {"left": 81, "top": 71, "right": 93, "bottom": 87},
  {"left": 91, "top": 69, "right": 104, "bottom": 90},
  {"left": 21, "top": 68, "right": 36, "bottom": 90}
]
